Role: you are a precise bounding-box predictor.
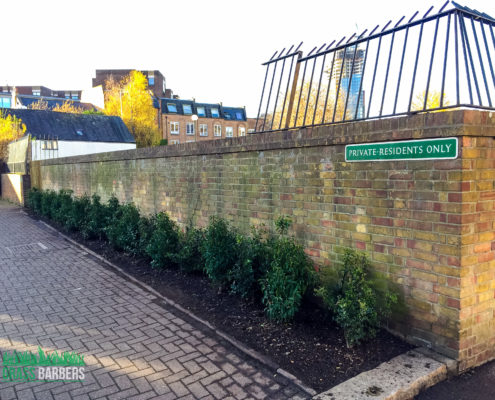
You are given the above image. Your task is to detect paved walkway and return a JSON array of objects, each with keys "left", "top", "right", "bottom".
[{"left": 0, "top": 202, "right": 307, "bottom": 400}]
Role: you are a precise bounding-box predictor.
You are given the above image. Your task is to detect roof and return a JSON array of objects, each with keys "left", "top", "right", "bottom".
[
  {"left": 17, "top": 95, "right": 97, "bottom": 112},
  {"left": 160, "top": 98, "right": 246, "bottom": 121},
  {"left": 1, "top": 109, "right": 135, "bottom": 143}
]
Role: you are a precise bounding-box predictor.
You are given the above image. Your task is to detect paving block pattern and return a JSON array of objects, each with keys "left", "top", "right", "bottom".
[{"left": 0, "top": 205, "right": 308, "bottom": 399}]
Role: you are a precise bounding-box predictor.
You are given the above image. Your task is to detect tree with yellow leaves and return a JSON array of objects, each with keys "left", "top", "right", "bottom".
[
  {"left": 28, "top": 99, "right": 84, "bottom": 114},
  {"left": 411, "top": 90, "right": 450, "bottom": 111},
  {"left": 103, "top": 71, "right": 160, "bottom": 147},
  {"left": 0, "top": 111, "right": 26, "bottom": 161}
]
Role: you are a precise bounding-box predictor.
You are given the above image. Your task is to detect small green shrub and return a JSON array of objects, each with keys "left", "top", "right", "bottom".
[
  {"left": 315, "top": 249, "right": 398, "bottom": 347},
  {"left": 81, "top": 194, "right": 108, "bottom": 240},
  {"left": 230, "top": 227, "right": 271, "bottom": 300},
  {"left": 106, "top": 203, "right": 141, "bottom": 255},
  {"left": 66, "top": 195, "right": 91, "bottom": 232},
  {"left": 137, "top": 214, "right": 157, "bottom": 257},
  {"left": 261, "top": 235, "right": 316, "bottom": 322},
  {"left": 177, "top": 226, "right": 205, "bottom": 273},
  {"left": 202, "top": 216, "right": 238, "bottom": 288},
  {"left": 27, "top": 188, "right": 43, "bottom": 214},
  {"left": 146, "top": 212, "right": 180, "bottom": 268},
  {"left": 40, "top": 190, "right": 57, "bottom": 219},
  {"left": 52, "top": 189, "right": 73, "bottom": 227},
  {"left": 159, "top": 139, "right": 168, "bottom": 146}
]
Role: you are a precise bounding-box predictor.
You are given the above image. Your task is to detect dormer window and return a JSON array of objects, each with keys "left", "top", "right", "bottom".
[
  {"left": 32, "top": 90, "right": 41, "bottom": 96},
  {"left": 211, "top": 108, "right": 220, "bottom": 118},
  {"left": 197, "top": 106, "right": 206, "bottom": 117},
  {"left": 236, "top": 112, "right": 243, "bottom": 120},
  {"left": 183, "top": 104, "right": 192, "bottom": 115},
  {"left": 167, "top": 103, "right": 177, "bottom": 113}
]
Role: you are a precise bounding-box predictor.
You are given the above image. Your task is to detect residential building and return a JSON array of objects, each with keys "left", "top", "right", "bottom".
[
  {"left": 3, "top": 109, "right": 136, "bottom": 161},
  {"left": 92, "top": 69, "right": 169, "bottom": 98},
  {"left": 333, "top": 46, "right": 366, "bottom": 119},
  {"left": 0, "top": 86, "right": 97, "bottom": 111},
  {"left": 161, "top": 98, "right": 248, "bottom": 144}
]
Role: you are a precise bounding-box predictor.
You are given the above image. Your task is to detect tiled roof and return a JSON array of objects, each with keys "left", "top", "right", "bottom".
[
  {"left": 2, "top": 109, "right": 135, "bottom": 143},
  {"left": 160, "top": 98, "right": 246, "bottom": 121}
]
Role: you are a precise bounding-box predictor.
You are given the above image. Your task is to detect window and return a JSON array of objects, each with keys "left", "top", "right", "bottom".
[
  {"left": 248, "top": 129, "right": 255, "bottom": 133},
  {"left": 65, "top": 92, "right": 70, "bottom": 98},
  {"left": 214, "top": 125, "right": 222, "bottom": 137},
  {"left": 148, "top": 75, "right": 155, "bottom": 86},
  {"left": 186, "top": 122, "right": 195, "bottom": 135},
  {"left": 239, "top": 127, "right": 246, "bottom": 136},
  {"left": 0, "top": 97, "right": 11, "bottom": 108},
  {"left": 183, "top": 104, "right": 192, "bottom": 114},
  {"left": 170, "top": 139, "right": 180, "bottom": 145},
  {"left": 170, "top": 122, "right": 180, "bottom": 135},
  {"left": 199, "top": 124, "right": 208, "bottom": 136},
  {"left": 167, "top": 103, "right": 177, "bottom": 113},
  {"left": 197, "top": 106, "right": 206, "bottom": 117},
  {"left": 225, "top": 127, "right": 233, "bottom": 137},
  {"left": 211, "top": 108, "right": 220, "bottom": 118},
  {"left": 33, "top": 90, "right": 41, "bottom": 96},
  {"left": 71, "top": 93, "right": 79, "bottom": 100},
  {"left": 224, "top": 113, "right": 231, "bottom": 120},
  {"left": 162, "top": 81, "right": 166, "bottom": 94},
  {"left": 236, "top": 112, "right": 243, "bottom": 120}
]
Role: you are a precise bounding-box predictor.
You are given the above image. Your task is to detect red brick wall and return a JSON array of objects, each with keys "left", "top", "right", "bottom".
[{"left": 33, "top": 110, "right": 495, "bottom": 371}]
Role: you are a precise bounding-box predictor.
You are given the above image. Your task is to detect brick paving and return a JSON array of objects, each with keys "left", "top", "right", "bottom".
[{"left": 0, "top": 202, "right": 308, "bottom": 399}]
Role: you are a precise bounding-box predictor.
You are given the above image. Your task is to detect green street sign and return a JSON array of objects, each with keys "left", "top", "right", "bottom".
[{"left": 345, "top": 137, "right": 458, "bottom": 162}]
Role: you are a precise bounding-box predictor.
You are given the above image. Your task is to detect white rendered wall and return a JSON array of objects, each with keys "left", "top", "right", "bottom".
[{"left": 31, "top": 140, "right": 136, "bottom": 161}]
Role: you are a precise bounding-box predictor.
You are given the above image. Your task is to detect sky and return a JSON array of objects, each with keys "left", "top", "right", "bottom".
[{"left": 1, "top": 0, "right": 493, "bottom": 117}]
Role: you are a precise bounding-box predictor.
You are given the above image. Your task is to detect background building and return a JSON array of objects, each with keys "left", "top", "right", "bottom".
[
  {"left": 92, "top": 69, "right": 170, "bottom": 98},
  {"left": 333, "top": 45, "right": 365, "bottom": 119},
  {"left": 161, "top": 99, "right": 247, "bottom": 144},
  {"left": 3, "top": 109, "right": 136, "bottom": 161}
]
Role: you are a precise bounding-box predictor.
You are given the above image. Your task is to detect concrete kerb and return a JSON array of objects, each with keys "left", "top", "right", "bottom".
[
  {"left": 314, "top": 349, "right": 450, "bottom": 400},
  {"left": 35, "top": 217, "right": 317, "bottom": 397},
  {"left": 34, "top": 214, "right": 456, "bottom": 400}
]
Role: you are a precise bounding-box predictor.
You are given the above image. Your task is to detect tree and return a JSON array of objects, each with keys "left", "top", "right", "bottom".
[
  {"left": 28, "top": 99, "right": 49, "bottom": 110},
  {"left": 28, "top": 99, "right": 84, "bottom": 114},
  {"left": 0, "top": 111, "right": 26, "bottom": 161},
  {"left": 411, "top": 90, "right": 450, "bottom": 112},
  {"left": 103, "top": 71, "right": 160, "bottom": 147},
  {"left": 52, "top": 101, "right": 84, "bottom": 114}
]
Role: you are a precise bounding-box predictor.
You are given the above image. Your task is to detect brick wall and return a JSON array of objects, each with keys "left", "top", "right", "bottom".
[
  {"left": 32, "top": 110, "right": 495, "bottom": 371},
  {"left": 1, "top": 173, "right": 30, "bottom": 205}
]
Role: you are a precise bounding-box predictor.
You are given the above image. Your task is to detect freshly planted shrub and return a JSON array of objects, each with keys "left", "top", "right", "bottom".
[
  {"left": 202, "top": 216, "right": 238, "bottom": 288},
  {"left": 27, "top": 188, "right": 43, "bottom": 214},
  {"left": 315, "top": 249, "right": 398, "bottom": 347},
  {"left": 106, "top": 203, "right": 141, "bottom": 255},
  {"left": 81, "top": 194, "right": 108, "bottom": 240},
  {"left": 177, "top": 226, "right": 205, "bottom": 273},
  {"left": 261, "top": 235, "right": 316, "bottom": 322},
  {"left": 230, "top": 227, "right": 271, "bottom": 300},
  {"left": 52, "top": 189, "right": 73, "bottom": 227},
  {"left": 138, "top": 213, "right": 157, "bottom": 257},
  {"left": 66, "top": 195, "right": 91, "bottom": 232},
  {"left": 145, "top": 212, "right": 180, "bottom": 267},
  {"left": 41, "top": 190, "right": 57, "bottom": 219}
]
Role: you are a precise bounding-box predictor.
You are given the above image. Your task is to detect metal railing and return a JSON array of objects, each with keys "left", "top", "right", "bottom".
[{"left": 254, "top": 1, "right": 495, "bottom": 132}]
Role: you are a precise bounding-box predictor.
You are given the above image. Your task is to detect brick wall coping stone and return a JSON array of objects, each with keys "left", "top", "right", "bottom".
[{"left": 39, "top": 109, "right": 495, "bottom": 166}]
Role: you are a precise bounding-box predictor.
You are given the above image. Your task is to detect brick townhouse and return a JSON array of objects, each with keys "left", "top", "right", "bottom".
[{"left": 161, "top": 98, "right": 248, "bottom": 144}]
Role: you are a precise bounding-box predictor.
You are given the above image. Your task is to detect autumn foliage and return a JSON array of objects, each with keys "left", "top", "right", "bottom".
[
  {"left": 0, "top": 111, "right": 26, "bottom": 161},
  {"left": 103, "top": 71, "right": 160, "bottom": 147}
]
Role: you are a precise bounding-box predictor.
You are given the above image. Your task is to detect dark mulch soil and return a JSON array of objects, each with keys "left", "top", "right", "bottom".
[{"left": 35, "top": 214, "right": 413, "bottom": 392}]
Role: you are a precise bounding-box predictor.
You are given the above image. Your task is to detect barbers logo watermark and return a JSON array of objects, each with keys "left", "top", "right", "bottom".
[{"left": 1, "top": 347, "right": 85, "bottom": 382}]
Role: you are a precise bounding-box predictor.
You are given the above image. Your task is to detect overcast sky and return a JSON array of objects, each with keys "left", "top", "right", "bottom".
[{"left": 1, "top": 0, "right": 493, "bottom": 117}]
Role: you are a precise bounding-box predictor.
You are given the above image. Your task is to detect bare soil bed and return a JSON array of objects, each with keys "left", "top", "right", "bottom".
[{"left": 35, "top": 214, "right": 413, "bottom": 392}]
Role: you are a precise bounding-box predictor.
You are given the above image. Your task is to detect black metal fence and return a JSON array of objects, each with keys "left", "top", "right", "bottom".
[{"left": 254, "top": 1, "right": 495, "bottom": 132}]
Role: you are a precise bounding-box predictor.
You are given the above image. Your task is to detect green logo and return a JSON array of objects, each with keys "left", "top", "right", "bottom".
[
  {"left": 345, "top": 137, "right": 458, "bottom": 162},
  {"left": 1, "top": 347, "right": 85, "bottom": 382}
]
